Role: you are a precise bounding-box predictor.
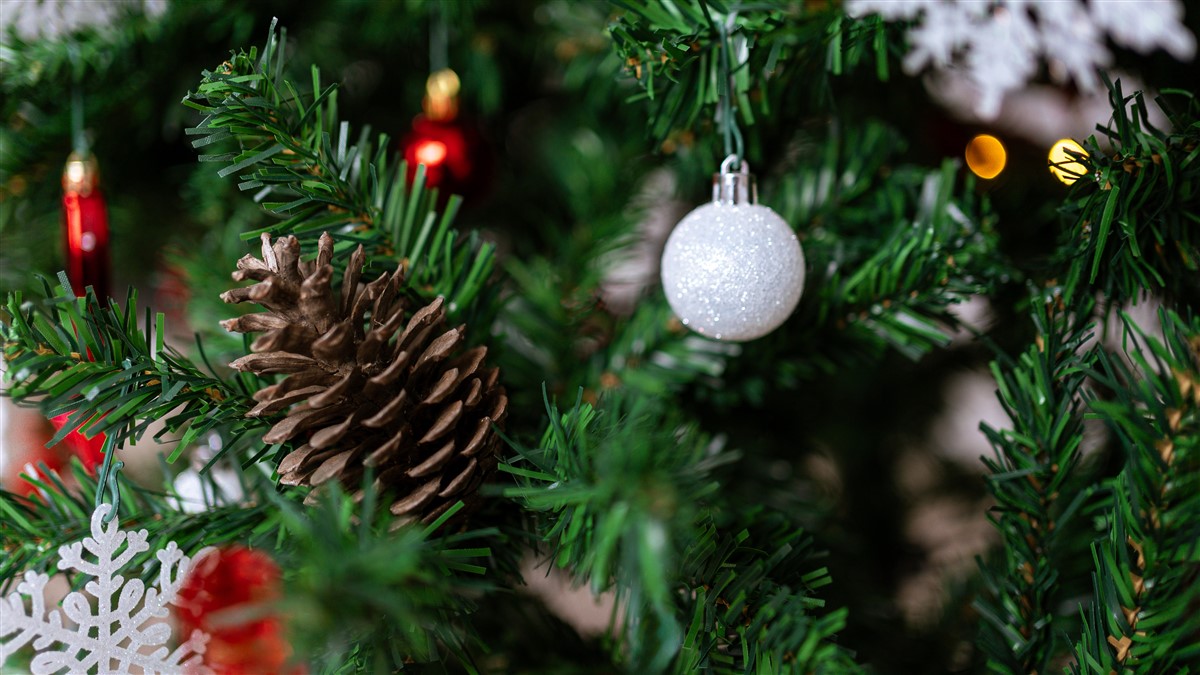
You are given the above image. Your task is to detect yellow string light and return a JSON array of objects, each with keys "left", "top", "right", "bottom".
[{"left": 1048, "top": 139, "right": 1087, "bottom": 185}]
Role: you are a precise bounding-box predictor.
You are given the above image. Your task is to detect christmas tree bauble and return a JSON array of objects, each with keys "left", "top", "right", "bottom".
[
  {"left": 661, "top": 158, "right": 805, "bottom": 341},
  {"left": 401, "top": 69, "right": 491, "bottom": 204},
  {"left": 175, "top": 546, "right": 299, "bottom": 673}
]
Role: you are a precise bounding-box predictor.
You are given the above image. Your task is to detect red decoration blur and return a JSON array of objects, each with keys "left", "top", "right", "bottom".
[
  {"left": 62, "top": 152, "right": 111, "bottom": 300},
  {"left": 175, "top": 546, "right": 303, "bottom": 674},
  {"left": 49, "top": 413, "right": 106, "bottom": 470},
  {"left": 0, "top": 414, "right": 65, "bottom": 497},
  {"left": 0, "top": 412, "right": 106, "bottom": 496},
  {"left": 400, "top": 68, "right": 491, "bottom": 205}
]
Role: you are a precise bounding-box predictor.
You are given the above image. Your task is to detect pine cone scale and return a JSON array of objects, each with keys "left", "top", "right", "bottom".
[
  {"left": 390, "top": 479, "right": 440, "bottom": 515},
  {"left": 437, "top": 458, "right": 478, "bottom": 498},
  {"left": 309, "top": 449, "right": 358, "bottom": 485},
  {"left": 248, "top": 385, "right": 326, "bottom": 417},
  {"left": 309, "top": 414, "right": 358, "bottom": 449},
  {"left": 366, "top": 351, "right": 413, "bottom": 391},
  {"left": 460, "top": 420, "right": 491, "bottom": 457},
  {"left": 230, "top": 352, "right": 318, "bottom": 374},
  {"left": 362, "top": 389, "right": 410, "bottom": 428},
  {"left": 262, "top": 370, "right": 339, "bottom": 401},
  {"left": 419, "top": 401, "right": 463, "bottom": 445},
  {"left": 363, "top": 427, "right": 408, "bottom": 467},
  {"left": 413, "top": 329, "right": 464, "bottom": 375},
  {"left": 407, "top": 438, "right": 457, "bottom": 478},
  {"left": 220, "top": 313, "right": 289, "bottom": 332},
  {"left": 305, "top": 371, "right": 360, "bottom": 409},
  {"left": 263, "top": 403, "right": 351, "bottom": 444},
  {"left": 422, "top": 368, "right": 461, "bottom": 406}
]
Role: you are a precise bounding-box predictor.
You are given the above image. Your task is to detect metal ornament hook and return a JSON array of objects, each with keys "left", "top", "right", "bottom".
[
  {"left": 94, "top": 434, "right": 125, "bottom": 523},
  {"left": 712, "top": 154, "right": 757, "bottom": 205}
]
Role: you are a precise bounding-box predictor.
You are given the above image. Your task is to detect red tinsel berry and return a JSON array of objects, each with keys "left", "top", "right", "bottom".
[{"left": 175, "top": 546, "right": 300, "bottom": 674}]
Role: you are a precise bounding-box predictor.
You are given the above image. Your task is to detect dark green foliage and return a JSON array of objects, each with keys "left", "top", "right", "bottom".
[
  {"left": 504, "top": 390, "right": 729, "bottom": 670},
  {"left": 1070, "top": 311, "right": 1200, "bottom": 673},
  {"left": 278, "top": 484, "right": 497, "bottom": 673},
  {"left": 972, "top": 78, "right": 1200, "bottom": 672},
  {"left": 504, "top": 390, "right": 854, "bottom": 673},
  {"left": 1058, "top": 84, "right": 1200, "bottom": 305},
  {"left": 974, "top": 281, "right": 1098, "bottom": 673},
  {"left": 791, "top": 156, "right": 999, "bottom": 362},
  {"left": 675, "top": 511, "right": 859, "bottom": 674},
  {"left": 609, "top": 0, "right": 892, "bottom": 148}
]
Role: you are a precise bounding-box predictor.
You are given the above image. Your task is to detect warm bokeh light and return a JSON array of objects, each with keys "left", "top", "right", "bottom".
[
  {"left": 1048, "top": 138, "right": 1088, "bottom": 185},
  {"left": 414, "top": 140, "right": 448, "bottom": 166},
  {"left": 66, "top": 160, "right": 87, "bottom": 185},
  {"left": 965, "top": 134, "right": 1006, "bottom": 179},
  {"left": 423, "top": 68, "right": 461, "bottom": 121}
]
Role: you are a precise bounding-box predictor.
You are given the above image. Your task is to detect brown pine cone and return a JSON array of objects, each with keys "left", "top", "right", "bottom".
[{"left": 221, "top": 233, "right": 507, "bottom": 524}]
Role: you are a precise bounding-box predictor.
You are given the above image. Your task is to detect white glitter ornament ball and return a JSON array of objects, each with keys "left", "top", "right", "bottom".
[{"left": 661, "top": 158, "right": 805, "bottom": 341}]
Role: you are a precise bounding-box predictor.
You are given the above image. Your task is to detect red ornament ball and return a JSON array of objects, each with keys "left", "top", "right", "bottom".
[
  {"left": 175, "top": 546, "right": 301, "bottom": 674},
  {"left": 401, "top": 114, "right": 491, "bottom": 204}
]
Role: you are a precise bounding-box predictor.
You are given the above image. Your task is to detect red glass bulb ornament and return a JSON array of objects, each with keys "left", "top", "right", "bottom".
[
  {"left": 401, "top": 68, "right": 491, "bottom": 204},
  {"left": 62, "top": 152, "right": 111, "bottom": 299},
  {"left": 175, "top": 546, "right": 301, "bottom": 674}
]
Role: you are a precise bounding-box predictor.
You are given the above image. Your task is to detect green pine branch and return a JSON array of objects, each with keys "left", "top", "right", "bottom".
[
  {"left": 1069, "top": 310, "right": 1200, "bottom": 673},
  {"left": 279, "top": 483, "right": 497, "bottom": 673},
  {"left": 503, "top": 389, "right": 733, "bottom": 671},
  {"left": 1, "top": 276, "right": 262, "bottom": 468},
  {"left": 974, "top": 278, "right": 1099, "bottom": 674},
  {"left": 0, "top": 459, "right": 278, "bottom": 590},
  {"left": 503, "top": 389, "right": 854, "bottom": 673},
  {"left": 676, "top": 510, "right": 859, "bottom": 674},
  {"left": 1057, "top": 82, "right": 1200, "bottom": 305},
  {"left": 181, "top": 19, "right": 497, "bottom": 328},
  {"left": 609, "top": 0, "right": 892, "bottom": 145}
]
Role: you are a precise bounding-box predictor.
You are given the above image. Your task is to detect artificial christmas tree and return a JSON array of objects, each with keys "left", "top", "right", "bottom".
[{"left": 2, "top": 1, "right": 1199, "bottom": 673}]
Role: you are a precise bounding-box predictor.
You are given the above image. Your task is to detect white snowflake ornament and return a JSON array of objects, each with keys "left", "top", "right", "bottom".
[{"left": 1, "top": 503, "right": 212, "bottom": 674}]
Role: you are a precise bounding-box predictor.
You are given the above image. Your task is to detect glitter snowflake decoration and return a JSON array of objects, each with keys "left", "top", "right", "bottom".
[
  {"left": 0, "top": 503, "right": 212, "bottom": 674},
  {"left": 846, "top": 0, "right": 1197, "bottom": 119}
]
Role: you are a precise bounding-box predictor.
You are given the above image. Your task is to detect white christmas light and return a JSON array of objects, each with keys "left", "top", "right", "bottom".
[{"left": 661, "top": 157, "right": 805, "bottom": 341}]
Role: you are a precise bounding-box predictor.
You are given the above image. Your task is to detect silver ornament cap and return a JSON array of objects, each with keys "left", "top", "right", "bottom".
[{"left": 661, "top": 156, "right": 805, "bottom": 341}]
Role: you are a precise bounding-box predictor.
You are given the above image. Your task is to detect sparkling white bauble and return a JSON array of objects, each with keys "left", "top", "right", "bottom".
[{"left": 661, "top": 201, "right": 805, "bottom": 341}]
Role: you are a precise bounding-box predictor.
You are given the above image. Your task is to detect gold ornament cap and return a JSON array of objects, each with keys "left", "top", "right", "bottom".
[
  {"left": 422, "top": 68, "right": 460, "bottom": 122},
  {"left": 63, "top": 151, "right": 100, "bottom": 196}
]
